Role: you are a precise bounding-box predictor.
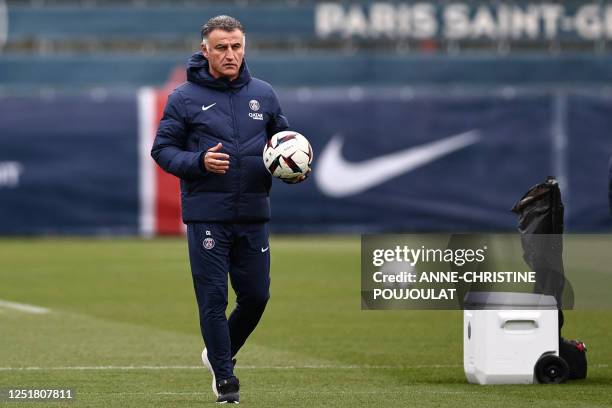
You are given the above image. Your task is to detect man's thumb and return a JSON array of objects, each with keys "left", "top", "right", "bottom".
[{"left": 208, "top": 142, "right": 222, "bottom": 152}]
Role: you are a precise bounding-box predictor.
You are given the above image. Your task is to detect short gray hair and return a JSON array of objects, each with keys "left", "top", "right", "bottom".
[{"left": 201, "top": 15, "right": 245, "bottom": 44}]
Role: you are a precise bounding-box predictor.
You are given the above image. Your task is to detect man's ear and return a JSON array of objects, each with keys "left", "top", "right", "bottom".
[{"left": 200, "top": 42, "right": 208, "bottom": 58}]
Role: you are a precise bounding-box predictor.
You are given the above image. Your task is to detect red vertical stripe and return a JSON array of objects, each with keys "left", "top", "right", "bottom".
[
  {"left": 143, "top": 66, "right": 188, "bottom": 236},
  {"left": 152, "top": 90, "right": 183, "bottom": 235}
]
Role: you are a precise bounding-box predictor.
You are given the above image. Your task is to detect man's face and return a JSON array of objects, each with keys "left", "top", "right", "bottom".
[{"left": 201, "top": 29, "right": 245, "bottom": 81}]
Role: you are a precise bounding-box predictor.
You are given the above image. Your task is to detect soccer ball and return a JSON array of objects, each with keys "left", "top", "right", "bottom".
[{"left": 263, "top": 131, "right": 313, "bottom": 180}]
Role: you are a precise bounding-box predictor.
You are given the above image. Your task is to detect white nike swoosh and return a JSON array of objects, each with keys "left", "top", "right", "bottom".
[
  {"left": 201, "top": 103, "right": 216, "bottom": 111},
  {"left": 261, "top": 246, "right": 269, "bottom": 253},
  {"left": 314, "top": 130, "right": 481, "bottom": 198}
]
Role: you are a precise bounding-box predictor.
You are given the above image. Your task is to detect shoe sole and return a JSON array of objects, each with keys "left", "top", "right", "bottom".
[
  {"left": 216, "top": 393, "right": 240, "bottom": 404},
  {"left": 201, "top": 348, "right": 219, "bottom": 398}
]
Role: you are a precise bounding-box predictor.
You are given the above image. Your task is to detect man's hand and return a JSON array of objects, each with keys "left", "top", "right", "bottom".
[
  {"left": 204, "top": 143, "right": 230, "bottom": 174},
  {"left": 282, "top": 168, "right": 311, "bottom": 184}
]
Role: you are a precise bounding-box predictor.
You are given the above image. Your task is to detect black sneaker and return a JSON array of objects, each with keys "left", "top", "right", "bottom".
[
  {"left": 216, "top": 377, "right": 240, "bottom": 404},
  {"left": 202, "top": 348, "right": 238, "bottom": 399}
]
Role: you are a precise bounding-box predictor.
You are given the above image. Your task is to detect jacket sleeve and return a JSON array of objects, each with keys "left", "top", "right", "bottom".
[
  {"left": 266, "top": 89, "right": 290, "bottom": 138},
  {"left": 150, "top": 90, "right": 207, "bottom": 180}
]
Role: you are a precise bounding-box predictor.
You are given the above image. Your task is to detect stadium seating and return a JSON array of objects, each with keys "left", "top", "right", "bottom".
[{"left": 3, "top": 54, "right": 612, "bottom": 87}]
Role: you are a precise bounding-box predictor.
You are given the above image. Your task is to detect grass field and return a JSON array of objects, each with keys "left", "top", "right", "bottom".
[{"left": 0, "top": 236, "right": 611, "bottom": 407}]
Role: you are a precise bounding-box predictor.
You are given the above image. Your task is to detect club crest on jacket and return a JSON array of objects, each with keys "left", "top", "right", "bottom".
[{"left": 249, "top": 99, "right": 260, "bottom": 111}]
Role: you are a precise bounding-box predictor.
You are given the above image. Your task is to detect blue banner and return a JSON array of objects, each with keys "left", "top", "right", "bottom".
[
  {"left": 1, "top": 88, "right": 611, "bottom": 234},
  {"left": 271, "top": 89, "right": 612, "bottom": 232},
  {"left": 567, "top": 93, "right": 612, "bottom": 230},
  {"left": 0, "top": 92, "right": 139, "bottom": 234}
]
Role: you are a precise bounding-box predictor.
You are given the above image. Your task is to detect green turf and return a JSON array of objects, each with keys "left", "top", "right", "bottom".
[{"left": 0, "top": 236, "right": 610, "bottom": 407}]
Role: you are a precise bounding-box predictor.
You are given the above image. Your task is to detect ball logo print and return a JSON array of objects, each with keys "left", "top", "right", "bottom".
[
  {"left": 249, "top": 99, "right": 260, "bottom": 111},
  {"left": 203, "top": 238, "right": 215, "bottom": 250},
  {"left": 263, "top": 131, "right": 313, "bottom": 180}
]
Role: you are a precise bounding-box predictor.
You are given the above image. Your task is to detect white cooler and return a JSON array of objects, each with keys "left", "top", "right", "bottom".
[{"left": 463, "top": 292, "right": 558, "bottom": 384}]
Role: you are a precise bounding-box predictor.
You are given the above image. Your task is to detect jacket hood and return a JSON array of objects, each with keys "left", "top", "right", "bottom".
[{"left": 186, "top": 52, "right": 252, "bottom": 89}]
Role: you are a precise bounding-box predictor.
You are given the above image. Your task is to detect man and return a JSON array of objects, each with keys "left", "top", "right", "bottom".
[{"left": 151, "top": 15, "right": 306, "bottom": 404}]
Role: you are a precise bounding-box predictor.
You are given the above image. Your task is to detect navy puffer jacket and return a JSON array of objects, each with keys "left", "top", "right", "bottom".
[{"left": 151, "top": 53, "right": 289, "bottom": 223}]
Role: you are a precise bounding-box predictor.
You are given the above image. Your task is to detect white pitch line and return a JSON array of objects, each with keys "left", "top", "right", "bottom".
[
  {"left": 83, "top": 390, "right": 475, "bottom": 396},
  {"left": 0, "top": 363, "right": 607, "bottom": 372},
  {"left": 0, "top": 299, "right": 50, "bottom": 314},
  {"left": 74, "top": 390, "right": 479, "bottom": 397},
  {"left": 0, "top": 364, "right": 461, "bottom": 371},
  {"left": 155, "top": 390, "right": 474, "bottom": 395}
]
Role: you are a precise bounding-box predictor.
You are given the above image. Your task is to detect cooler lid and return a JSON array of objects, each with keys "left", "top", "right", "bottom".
[{"left": 463, "top": 291, "right": 558, "bottom": 310}]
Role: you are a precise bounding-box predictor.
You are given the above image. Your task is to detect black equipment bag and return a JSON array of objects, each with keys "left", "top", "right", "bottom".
[
  {"left": 511, "top": 176, "right": 567, "bottom": 308},
  {"left": 512, "top": 176, "right": 587, "bottom": 381}
]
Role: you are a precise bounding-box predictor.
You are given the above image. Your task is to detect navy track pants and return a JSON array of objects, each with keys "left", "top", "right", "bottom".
[{"left": 187, "top": 222, "right": 270, "bottom": 381}]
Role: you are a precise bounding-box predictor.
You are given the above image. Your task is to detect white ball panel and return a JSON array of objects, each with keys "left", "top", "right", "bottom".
[{"left": 290, "top": 150, "right": 310, "bottom": 169}]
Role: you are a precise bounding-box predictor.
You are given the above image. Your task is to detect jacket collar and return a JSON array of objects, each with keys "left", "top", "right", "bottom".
[{"left": 186, "top": 52, "right": 251, "bottom": 90}]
